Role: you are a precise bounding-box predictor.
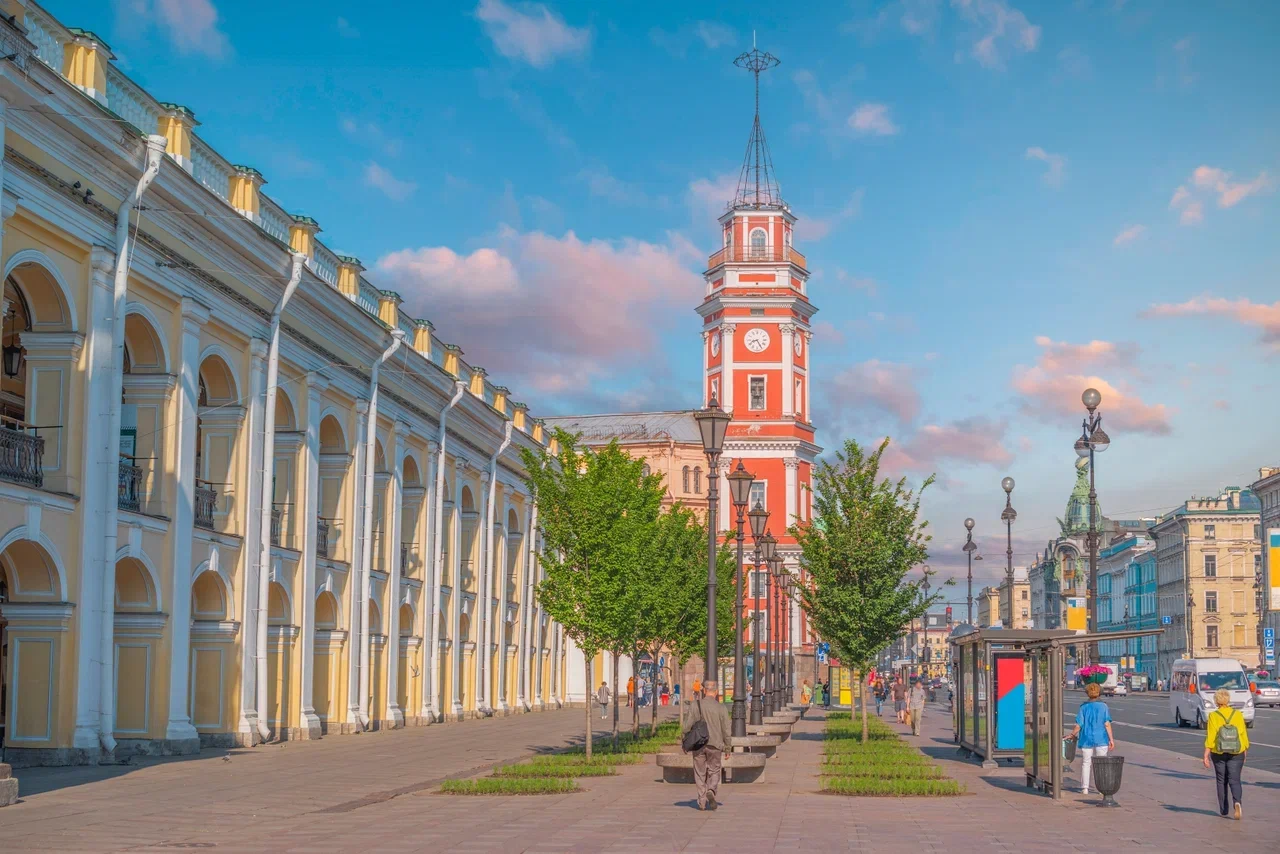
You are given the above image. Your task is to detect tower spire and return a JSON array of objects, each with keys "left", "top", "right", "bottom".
[{"left": 732, "top": 43, "right": 782, "bottom": 210}]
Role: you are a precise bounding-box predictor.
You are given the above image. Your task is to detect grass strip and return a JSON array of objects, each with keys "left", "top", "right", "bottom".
[
  {"left": 819, "top": 764, "right": 946, "bottom": 780},
  {"left": 493, "top": 762, "right": 617, "bottom": 778},
  {"left": 821, "top": 776, "right": 965, "bottom": 797},
  {"left": 526, "top": 752, "right": 643, "bottom": 767},
  {"left": 439, "top": 777, "right": 578, "bottom": 795}
]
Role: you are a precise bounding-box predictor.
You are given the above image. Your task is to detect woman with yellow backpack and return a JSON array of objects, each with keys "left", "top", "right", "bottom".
[{"left": 1203, "top": 688, "right": 1249, "bottom": 819}]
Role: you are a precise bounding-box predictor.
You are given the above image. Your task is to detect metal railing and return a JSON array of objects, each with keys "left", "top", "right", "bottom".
[
  {"left": 317, "top": 517, "right": 332, "bottom": 559},
  {"left": 705, "top": 245, "right": 807, "bottom": 270},
  {"left": 194, "top": 480, "right": 218, "bottom": 530},
  {"left": 118, "top": 459, "right": 144, "bottom": 512},
  {"left": 270, "top": 504, "right": 284, "bottom": 547},
  {"left": 0, "top": 419, "right": 44, "bottom": 489},
  {"left": 401, "top": 542, "right": 413, "bottom": 575}
]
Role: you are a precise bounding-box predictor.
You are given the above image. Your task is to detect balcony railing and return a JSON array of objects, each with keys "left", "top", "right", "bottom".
[
  {"left": 270, "top": 505, "right": 284, "bottom": 547},
  {"left": 0, "top": 420, "right": 44, "bottom": 489},
  {"left": 194, "top": 480, "right": 218, "bottom": 530},
  {"left": 118, "top": 459, "right": 144, "bottom": 512},
  {"left": 705, "top": 246, "right": 807, "bottom": 271},
  {"left": 317, "top": 517, "right": 332, "bottom": 559}
]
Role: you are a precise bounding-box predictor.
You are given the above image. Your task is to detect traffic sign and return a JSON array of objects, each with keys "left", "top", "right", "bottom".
[
  {"left": 1267, "top": 650, "right": 1276, "bottom": 665},
  {"left": 1265, "top": 638, "right": 1275, "bottom": 650},
  {"left": 1265, "top": 627, "right": 1275, "bottom": 640},
  {"left": 1161, "top": 616, "right": 1172, "bottom": 625}
]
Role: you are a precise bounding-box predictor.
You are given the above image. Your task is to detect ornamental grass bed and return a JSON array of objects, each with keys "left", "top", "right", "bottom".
[
  {"left": 820, "top": 712, "right": 964, "bottom": 797},
  {"left": 439, "top": 777, "right": 579, "bottom": 795},
  {"left": 493, "top": 762, "right": 618, "bottom": 778},
  {"left": 527, "top": 752, "right": 643, "bottom": 767}
]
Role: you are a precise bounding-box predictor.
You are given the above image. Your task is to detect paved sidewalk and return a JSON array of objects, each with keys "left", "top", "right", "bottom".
[{"left": 1, "top": 700, "right": 1274, "bottom": 852}]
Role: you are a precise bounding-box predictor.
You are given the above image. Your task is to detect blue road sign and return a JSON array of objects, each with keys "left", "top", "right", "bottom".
[
  {"left": 1266, "top": 638, "right": 1275, "bottom": 650},
  {"left": 1265, "top": 627, "right": 1275, "bottom": 640},
  {"left": 1161, "top": 615, "right": 1172, "bottom": 625}
]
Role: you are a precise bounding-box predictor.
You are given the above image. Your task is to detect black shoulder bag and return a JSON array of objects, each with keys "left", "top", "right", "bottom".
[{"left": 682, "top": 698, "right": 710, "bottom": 752}]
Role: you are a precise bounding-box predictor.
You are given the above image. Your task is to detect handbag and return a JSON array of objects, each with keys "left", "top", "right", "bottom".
[
  {"left": 1063, "top": 734, "right": 1078, "bottom": 762},
  {"left": 682, "top": 699, "right": 710, "bottom": 752}
]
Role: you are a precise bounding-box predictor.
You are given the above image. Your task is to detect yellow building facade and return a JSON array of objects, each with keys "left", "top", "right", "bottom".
[{"left": 0, "top": 1, "right": 570, "bottom": 767}]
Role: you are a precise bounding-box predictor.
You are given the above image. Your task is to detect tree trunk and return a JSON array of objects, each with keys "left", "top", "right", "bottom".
[
  {"left": 631, "top": 651, "right": 640, "bottom": 737},
  {"left": 649, "top": 647, "right": 659, "bottom": 737},
  {"left": 678, "top": 668, "right": 685, "bottom": 732},
  {"left": 584, "top": 656, "right": 593, "bottom": 760},
  {"left": 859, "top": 676, "right": 869, "bottom": 744},
  {"left": 611, "top": 653, "right": 620, "bottom": 749}
]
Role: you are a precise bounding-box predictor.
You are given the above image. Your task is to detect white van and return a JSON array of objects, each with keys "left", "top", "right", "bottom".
[{"left": 1169, "top": 658, "right": 1254, "bottom": 729}]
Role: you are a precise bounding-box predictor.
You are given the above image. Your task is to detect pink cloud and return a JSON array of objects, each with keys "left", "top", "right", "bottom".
[
  {"left": 375, "top": 227, "right": 702, "bottom": 394},
  {"left": 118, "top": 0, "right": 230, "bottom": 57},
  {"left": 826, "top": 360, "right": 921, "bottom": 424},
  {"left": 880, "top": 417, "right": 1014, "bottom": 476},
  {"left": 1011, "top": 337, "right": 1172, "bottom": 434},
  {"left": 953, "top": 0, "right": 1041, "bottom": 70},
  {"left": 1170, "top": 166, "right": 1272, "bottom": 225},
  {"left": 687, "top": 173, "right": 738, "bottom": 223},
  {"left": 475, "top": 0, "right": 591, "bottom": 68},
  {"left": 1143, "top": 296, "right": 1280, "bottom": 350},
  {"left": 1112, "top": 224, "right": 1145, "bottom": 246},
  {"left": 849, "top": 103, "right": 900, "bottom": 136}
]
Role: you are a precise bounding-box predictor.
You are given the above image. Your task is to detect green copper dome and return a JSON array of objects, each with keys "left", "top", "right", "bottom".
[{"left": 1059, "top": 457, "right": 1098, "bottom": 536}]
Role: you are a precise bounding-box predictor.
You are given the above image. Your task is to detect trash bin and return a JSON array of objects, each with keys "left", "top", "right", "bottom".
[{"left": 1092, "top": 755, "right": 1124, "bottom": 807}]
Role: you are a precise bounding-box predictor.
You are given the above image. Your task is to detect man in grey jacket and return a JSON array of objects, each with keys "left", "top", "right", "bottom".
[
  {"left": 683, "top": 680, "right": 732, "bottom": 810},
  {"left": 908, "top": 677, "right": 927, "bottom": 736}
]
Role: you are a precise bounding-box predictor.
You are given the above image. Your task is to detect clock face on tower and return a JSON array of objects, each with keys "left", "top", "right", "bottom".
[
  {"left": 743, "top": 327, "right": 770, "bottom": 353},
  {"left": 710, "top": 333, "right": 720, "bottom": 357}
]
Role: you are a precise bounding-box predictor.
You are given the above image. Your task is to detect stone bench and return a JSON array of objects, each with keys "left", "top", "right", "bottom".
[
  {"left": 728, "top": 734, "right": 782, "bottom": 757},
  {"left": 0, "top": 763, "right": 17, "bottom": 808},
  {"left": 655, "top": 751, "right": 768, "bottom": 783},
  {"left": 764, "top": 714, "right": 798, "bottom": 725},
  {"left": 748, "top": 723, "right": 791, "bottom": 741}
]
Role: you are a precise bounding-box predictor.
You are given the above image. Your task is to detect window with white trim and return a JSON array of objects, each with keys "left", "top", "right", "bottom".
[
  {"left": 749, "top": 228, "right": 767, "bottom": 259},
  {"left": 749, "top": 376, "right": 766, "bottom": 411},
  {"left": 749, "top": 482, "right": 767, "bottom": 512}
]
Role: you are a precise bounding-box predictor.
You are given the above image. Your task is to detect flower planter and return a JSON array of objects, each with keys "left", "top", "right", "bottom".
[{"left": 1091, "top": 755, "right": 1124, "bottom": 807}]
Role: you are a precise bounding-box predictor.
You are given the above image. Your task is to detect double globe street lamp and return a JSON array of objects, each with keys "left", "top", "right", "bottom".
[
  {"left": 694, "top": 399, "right": 732, "bottom": 684},
  {"left": 1001, "top": 477, "right": 1017, "bottom": 628},
  {"left": 749, "top": 510, "right": 773, "bottom": 726},
  {"left": 725, "top": 460, "right": 756, "bottom": 737},
  {"left": 1075, "top": 387, "right": 1110, "bottom": 664}
]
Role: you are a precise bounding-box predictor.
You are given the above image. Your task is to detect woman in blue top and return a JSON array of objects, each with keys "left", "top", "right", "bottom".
[{"left": 1067, "top": 682, "right": 1115, "bottom": 795}]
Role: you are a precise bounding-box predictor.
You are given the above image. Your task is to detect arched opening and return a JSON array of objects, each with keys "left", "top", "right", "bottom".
[
  {"left": 266, "top": 581, "right": 294, "bottom": 729},
  {"left": 191, "top": 571, "right": 228, "bottom": 620},
  {"left": 119, "top": 308, "right": 169, "bottom": 514},
  {"left": 312, "top": 590, "right": 342, "bottom": 723},
  {"left": 267, "top": 582, "right": 291, "bottom": 625},
  {"left": 749, "top": 227, "right": 768, "bottom": 260},
  {"left": 682, "top": 466, "right": 690, "bottom": 493},
  {"left": 114, "top": 557, "right": 157, "bottom": 612},
  {"left": 317, "top": 414, "right": 348, "bottom": 560},
  {"left": 505, "top": 508, "right": 521, "bottom": 601},
  {"left": 196, "top": 354, "right": 241, "bottom": 530},
  {"left": 114, "top": 556, "right": 161, "bottom": 737},
  {"left": 316, "top": 591, "right": 340, "bottom": 630},
  {"left": 271, "top": 391, "right": 300, "bottom": 548},
  {"left": 460, "top": 485, "right": 478, "bottom": 591},
  {"left": 694, "top": 466, "right": 702, "bottom": 494},
  {"left": 189, "top": 569, "right": 231, "bottom": 731},
  {"left": 0, "top": 537, "right": 66, "bottom": 748},
  {"left": 400, "top": 454, "right": 422, "bottom": 577},
  {"left": 399, "top": 603, "right": 415, "bottom": 637}
]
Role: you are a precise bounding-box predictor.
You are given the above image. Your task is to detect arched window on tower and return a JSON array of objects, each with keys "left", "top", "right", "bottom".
[
  {"left": 641, "top": 463, "right": 650, "bottom": 478},
  {"left": 682, "top": 466, "right": 690, "bottom": 493},
  {"left": 749, "top": 228, "right": 768, "bottom": 260},
  {"left": 694, "top": 467, "right": 702, "bottom": 494}
]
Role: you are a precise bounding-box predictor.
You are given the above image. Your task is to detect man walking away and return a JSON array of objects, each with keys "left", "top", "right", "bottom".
[
  {"left": 908, "top": 677, "right": 927, "bottom": 736},
  {"left": 626, "top": 675, "right": 635, "bottom": 707},
  {"left": 597, "top": 681, "right": 611, "bottom": 719},
  {"left": 683, "top": 680, "right": 732, "bottom": 811},
  {"left": 893, "top": 677, "right": 907, "bottom": 723}
]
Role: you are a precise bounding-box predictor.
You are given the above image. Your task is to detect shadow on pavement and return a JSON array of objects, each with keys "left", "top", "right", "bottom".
[{"left": 1161, "top": 804, "right": 1223, "bottom": 817}]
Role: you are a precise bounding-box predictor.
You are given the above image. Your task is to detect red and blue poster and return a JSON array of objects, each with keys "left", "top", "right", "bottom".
[{"left": 994, "top": 653, "right": 1025, "bottom": 751}]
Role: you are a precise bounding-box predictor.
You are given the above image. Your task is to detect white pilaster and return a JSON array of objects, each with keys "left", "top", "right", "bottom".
[
  {"left": 474, "top": 469, "right": 493, "bottom": 714},
  {"left": 72, "top": 246, "right": 116, "bottom": 751},
  {"left": 383, "top": 421, "right": 408, "bottom": 726},
  {"left": 785, "top": 458, "right": 800, "bottom": 529},
  {"left": 701, "top": 330, "right": 710, "bottom": 406},
  {"left": 450, "top": 467, "right": 465, "bottom": 717},
  {"left": 237, "top": 338, "right": 269, "bottom": 739},
  {"left": 803, "top": 331, "right": 812, "bottom": 421},
  {"left": 345, "top": 398, "right": 369, "bottom": 725},
  {"left": 517, "top": 503, "right": 536, "bottom": 710},
  {"left": 164, "top": 298, "right": 209, "bottom": 749},
  {"left": 420, "top": 439, "right": 438, "bottom": 719},
  {"left": 721, "top": 323, "right": 736, "bottom": 411},
  {"left": 781, "top": 323, "right": 796, "bottom": 417},
  {"left": 297, "top": 371, "right": 328, "bottom": 736},
  {"left": 718, "top": 460, "right": 731, "bottom": 534}
]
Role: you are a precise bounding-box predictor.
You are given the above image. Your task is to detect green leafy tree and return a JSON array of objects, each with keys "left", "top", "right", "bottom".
[
  {"left": 792, "top": 438, "right": 941, "bottom": 743},
  {"left": 521, "top": 429, "right": 662, "bottom": 758},
  {"left": 664, "top": 525, "right": 737, "bottom": 727}
]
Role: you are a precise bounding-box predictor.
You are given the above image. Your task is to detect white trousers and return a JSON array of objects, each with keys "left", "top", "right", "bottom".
[{"left": 1080, "top": 745, "right": 1109, "bottom": 792}]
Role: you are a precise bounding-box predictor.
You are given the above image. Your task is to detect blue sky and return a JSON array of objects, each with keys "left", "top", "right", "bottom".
[{"left": 68, "top": 1, "right": 1279, "bottom": 587}]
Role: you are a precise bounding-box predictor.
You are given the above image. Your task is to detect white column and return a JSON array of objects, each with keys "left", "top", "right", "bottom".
[
  {"left": 718, "top": 460, "right": 731, "bottom": 534},
  {"left": 238, "top": 338, "right": 269, "bottom": 740},
  {"left": 163, "top": 298, "right": 209, "bottom": 750},
  {"left": 781, "top": 323, "right": 796, "bottom": 417},
  {"left": 450, "top": 466, "right": 465, "bottom": 717},
  {"left": 564, "top": 635, "right": 586, "bottom": 705},
  {"left": 297, "top": 372, "right": 328, "bottom": 737},
  {"left": 384, "top": 421, "right": 408, "bottom": 726},
  {"left": 721, "top": 323, "right": 736, "bottom": 411},
  {"left": 345, "top": 398, "right": 369, "bottom": 725},
  {"left": 785, "top": 458, "right": 800, "bottom": 528},
  {"left": 72, "top": 247, "right": 115, "bottom": 751},
  {"left": 517, "top": 503, "right": 536, "bottom": 711},
  {"left": 701, "top": 330, "right": 710, "bottom": 406},
  {"left": 420, "top": 439, "right": 438, "bottom": 719},
  {"left": 474, "top": 470, "right": 493, "bottom": 713},
  {"left": 803, "top": 331, "right": 812, "bottom": 420},
  {"left": 496, "top": 503, "right": 514, "bottom": 713}
]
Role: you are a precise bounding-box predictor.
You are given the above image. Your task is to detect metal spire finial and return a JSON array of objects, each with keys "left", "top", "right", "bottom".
[{"left": 732, "top": 43, "right": 783, "bottom": 210}]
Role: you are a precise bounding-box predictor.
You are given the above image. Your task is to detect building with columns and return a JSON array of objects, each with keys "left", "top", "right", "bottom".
[
  {"left": 0, "top": 1, "right": 572, "bottom": 767},
  {"left": 1253, "top": 466, "right": 1280, "bottom": 672}
]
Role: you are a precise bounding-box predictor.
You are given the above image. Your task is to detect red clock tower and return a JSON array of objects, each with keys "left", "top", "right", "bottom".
[{"left": 698, "top": 46, "right": 822, "bottom": 687}]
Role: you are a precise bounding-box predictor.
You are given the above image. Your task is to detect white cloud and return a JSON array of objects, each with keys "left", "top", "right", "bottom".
[
  {"left": 951, "top": 0, "right": 1040, "bottom": 70},
  {"left": 1112, "top": 224, "right": 1145, "bottom": 247},
  {"left": 687, "top": 173, "right": 739, "bottom": 223},
  {"left": 578, "top": 165, "right": 644, "bottom": 205},
  {"left": 475, "top": 0, "right": 590, "bottom": 68},
  {"left": 363, "top": 162, "right": 417, "bottom": 201},
  {"left": 1025, "top": 146, "right": 1066, "bottom": 187},
  {"left": 117, "top": 0, "right": 229, "bottom": 57},
  {"left": 694, "top": 21, "right": 737, "bottom": 49},
  {"left": 849, "top": 103, "right": 900, "bottom": 136},
  {"left": 1170, "top": 166, "right": 1272, "bottom": 225}
]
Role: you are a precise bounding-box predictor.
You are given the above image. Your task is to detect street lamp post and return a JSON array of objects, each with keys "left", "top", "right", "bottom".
[
  {"left": 1075, "top": 387, "right": 1110, "bottom": 666},
  {"left": 1001, "top": 477, "right": 1017, "bottom": 628},
  {"left": 921, "top": 567, "right": 931, "bottom": 679},
  {"left": 726, "top": 461, "right": 755, "bottom": 737},
  {"left": 694, "top": 399, "right": 732, "bottom": 683},
  {"left": 769, "top": 553, "right": 783, "bottom": 714},
  {"left": 749, "top": 511, "right": 772, "bottom": 726},
  {"left": 780, "top": 570, "right": 792, "bottom": 708},
  {"left": 963, "top": 519, "right": 978, "bottom": 626}
]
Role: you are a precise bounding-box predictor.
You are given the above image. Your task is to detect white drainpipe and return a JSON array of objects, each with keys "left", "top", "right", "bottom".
[
  {"left": 477, "top": 422, "right": 512, "bottom": 716},
  {"left": 427, "top": 381, "right": 466, "bottom": 720},
  {"left": 356, "top": 329, "right": 405, "bottom": 728},
  {"left": 99, "top": 134, "right": 167, "bottom": 755},
  {"left": 253, "top": 252, "right": 306, "bottom": 742}
]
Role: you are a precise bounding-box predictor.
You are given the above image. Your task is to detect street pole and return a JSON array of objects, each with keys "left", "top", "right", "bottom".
[
  {"left": 963, "top": 518, "right": 977, "bottom": 625},
  {"left": 1001, "top": 478, "right": 1016, "bottom": 628},
  {"left": 726, "top": 461, "right": 754, "bottom": 737},
  {"left": 694, "top": 401, "right": 731, "bottom": 686},
  {"left": 1076, "top": 388, "right": 1110, "bottom": 664},
  {"left": 749, "top": 517, "right": 772, "bottom": 726},
  {"left": 765, "top": 557, "right": 775, "bottom": 716}
]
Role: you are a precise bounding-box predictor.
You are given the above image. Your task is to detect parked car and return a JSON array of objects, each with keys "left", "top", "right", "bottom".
[
  {"left": 1254, "top": 680, "right": 1280, "bottom": 708},
  {"left": 1170, "top": 658, "right": 1255, "bottom": 729},
  {"left": 1110, "top": 682, "right": 1128, "bottom": 697}
]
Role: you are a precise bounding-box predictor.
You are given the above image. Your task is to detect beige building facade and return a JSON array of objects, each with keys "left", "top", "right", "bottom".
[{"left": 0, "top": 2, "right": 574, "bottom": 768}]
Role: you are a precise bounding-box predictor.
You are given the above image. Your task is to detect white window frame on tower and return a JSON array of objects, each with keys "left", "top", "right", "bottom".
[
  {"left": 749, "top": 227, "right": 768, "bottom": 260},
  {"left": 749, "top": 481, "right": 768, "bottom": 513},
  {"left": 748, "top": 374, "right": 766, "bottom": 411}
]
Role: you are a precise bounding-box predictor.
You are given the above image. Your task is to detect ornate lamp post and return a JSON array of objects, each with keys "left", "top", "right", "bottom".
[
  {"left": 767, "top": 552, "right": 782, "bottom": 715},
  {"left": 963, "top": 519, "right": 978, "bottom": 626},
  {"left": 749, "top": 510, "right": 772, "bottom": 725},
  {"left": 921, "top": 566, "right": 931, "bottom": 678},
  {"left": 781, "top": 570, "right": 794, "bottom": 706},
  {"left": 725, "top": 461, "right": 755, "bottom": 737},
  {"left": 1001, "top": 477, "right": 1017, "bottom": 628},
  {"left": 1075, "top": 387, "right": 1110, "bottom": 665},
  {"left": 694, "top": 399, "right": 732, "bottom": 682}
]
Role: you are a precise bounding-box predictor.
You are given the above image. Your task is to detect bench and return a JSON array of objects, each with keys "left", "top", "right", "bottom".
[
  {"left": 764, "top": 714, "right": 798, "bottom": 725},
  {"left": 655, "top": 751, "right": 768, "bottom": 783},
  {"left": 748, "top": 723, "right": 791, "bottom": 741},
  {"left": 728, "top": 734, "right": 782, "bottom": 757}
]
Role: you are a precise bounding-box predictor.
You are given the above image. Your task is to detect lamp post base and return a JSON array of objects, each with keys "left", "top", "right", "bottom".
[
  {"left": 748, "top": 697, "right": 763, "bottom": 726},
  {"left": 731, "top": 698, "right": 747, "bottom": 737}
]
